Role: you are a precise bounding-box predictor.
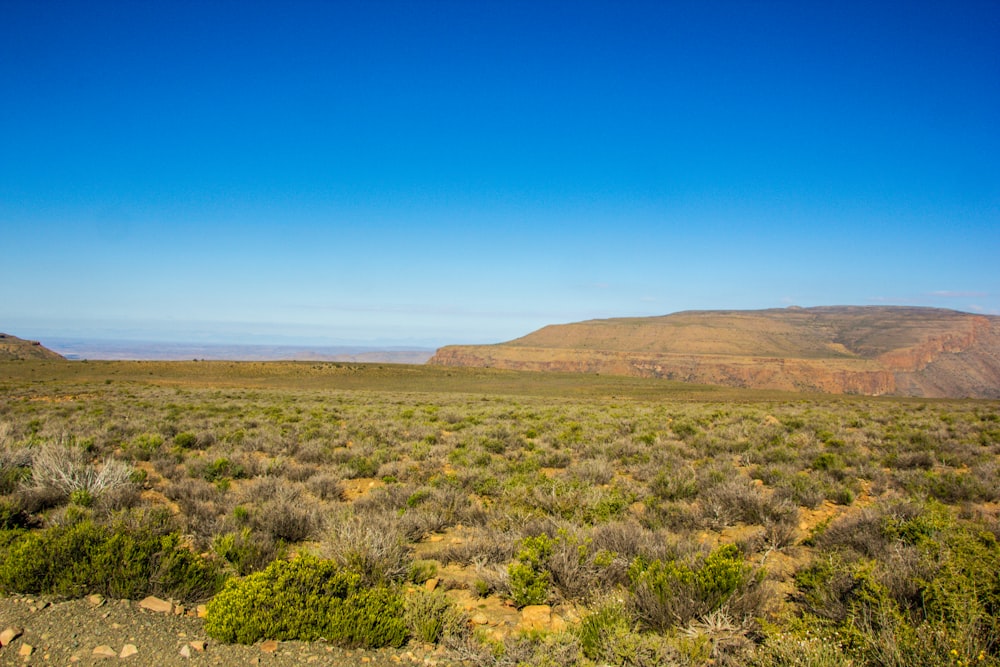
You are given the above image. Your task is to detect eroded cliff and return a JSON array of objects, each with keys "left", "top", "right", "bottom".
[{"left": 429, "top": 307, "right": 1000, "bottom": 398}]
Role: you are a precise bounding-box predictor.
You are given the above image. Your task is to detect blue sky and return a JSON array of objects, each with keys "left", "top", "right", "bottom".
[{"left": 2, "top": 1, "right": 998, "bottom": 347}]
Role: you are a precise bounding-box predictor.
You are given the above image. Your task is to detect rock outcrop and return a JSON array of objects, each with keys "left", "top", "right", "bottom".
[
  {"left": 0, "top": 333, "right": 64, "bottom": 361},
  {"left": 429, "top": 307, "right": 1000, "bottom": 398}
]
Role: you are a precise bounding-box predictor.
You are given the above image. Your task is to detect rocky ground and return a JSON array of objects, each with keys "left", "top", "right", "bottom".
[{"left": 0, "top": 594, "right": 459, "bottom": 666}]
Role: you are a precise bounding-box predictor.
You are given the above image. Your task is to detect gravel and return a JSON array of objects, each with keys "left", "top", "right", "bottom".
[{"left": 0, "top": 594, "right": 461, "bottom": 666}]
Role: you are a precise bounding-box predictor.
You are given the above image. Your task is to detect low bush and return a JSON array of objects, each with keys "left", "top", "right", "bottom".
[
  {"left": 0, "top": 507, "right": 225, "bottom": 601},
  {"left": 204, "top": 555, "right": 407, "bottom": 647},
  {"left": 628, "top": 543, "right": 760, "bottom": 630},
  {"left": 213, "top": 527, "right": 285, "bottom": 576},
  {"left": 508, "top": 534, "right": 553, "bottom": 607},
  {"left": 404, "top": 589, "right": 466, "bottom": 644}
]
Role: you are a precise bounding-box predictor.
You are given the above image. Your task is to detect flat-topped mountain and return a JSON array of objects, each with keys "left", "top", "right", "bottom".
[
  {"left": 0, "top": 333, "right": 64, "bottom": 361},
  {"left": 429, "top": 307, "right": 1000, "bottom": 398}
]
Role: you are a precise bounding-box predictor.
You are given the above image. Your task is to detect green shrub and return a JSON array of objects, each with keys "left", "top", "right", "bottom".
[
  {"left": 407, "top": 559, "right": 438, "bottom": 584},
  {"left": 127, "top": 433, "right": 164, "bottom": 460},
  {"left": 0, "top": 508, "right": 225, "bottom": 601},
  {"left": 204, "top": 555, "right": 407, "bottom": 647},
  {"left": 628, "top": 544, "right": 755, "bottom": 630},
  {"left": 508, "top": 534, "right": 553, "bottom": 607},
  {"left": 404, "top": 589, "right": 466, "bottom": 644},
  {"left": 578, "top": 601, "right": 632, "bottom": 661},
  {"left": 578, "top": 601, "right": 682, "bottom": 666},
  {"left": 173, "top": 432, "right": 198, "bottom": 449}
]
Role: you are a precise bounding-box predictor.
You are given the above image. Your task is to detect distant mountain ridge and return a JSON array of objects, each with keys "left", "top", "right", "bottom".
[
  {"left": 429, "top": 306, "right": 1000, "bottom": 398},
  {"left": 0, "top": 333, "right": 65, "bottom": 361}
]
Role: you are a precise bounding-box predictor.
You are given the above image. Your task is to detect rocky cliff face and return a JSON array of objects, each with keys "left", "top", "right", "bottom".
[{"left": 429, "top": 307, "right": 1000, "bottom": 398}]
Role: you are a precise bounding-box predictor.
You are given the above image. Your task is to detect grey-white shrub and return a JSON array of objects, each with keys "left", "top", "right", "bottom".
[{"left": 29, "top": 444, "right": 135, "bottom": 499}]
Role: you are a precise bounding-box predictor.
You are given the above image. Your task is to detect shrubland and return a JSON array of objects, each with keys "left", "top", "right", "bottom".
[{"left": 0, "top": 360, "right": 997, "bottom": 665}]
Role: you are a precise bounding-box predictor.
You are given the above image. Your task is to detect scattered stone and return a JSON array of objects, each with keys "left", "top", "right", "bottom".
[
  {"left": 190, "top": 640, "right": 206, "bottom": 652},
  {"left": 87, "top": 594, "right": 105, "bottom": 607},
  {"left": 179, "top": 644, "right": 191, "bottom": 659},
  {"left": 18, "top": 644, "right": 33, "bottom": 657},
  {"left": 120, "top": 644, "right": 138, "bottom": 658},
  {"left": 260, "top": 640, "right": 279, "bottom": 653},
  {"left": 196, "top": 604, "right": 208, "bottom": 618},
  {"left": 174, "top": 605, "right": 186, "bottom": 616},
  {"left": 424, "top": 577, "right": 439, "bottom": 592},
  {"left": 92, "top": 645, "right": 117, "bottom": 659},
  {"left": 1, "top": 626, "right": 24, "bottom": 647},
  {"left": 470, "top": 612, "right": 489, "bottom": 625},
  {"left": 138, "top": 596, "right": 173, "bottom": 614},
  {"left": 519, "top": 604, "right": 552, "bottom": 631}
]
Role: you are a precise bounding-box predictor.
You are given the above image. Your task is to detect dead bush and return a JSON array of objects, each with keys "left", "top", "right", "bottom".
[
  {"left": 431, "top": 526, "right": 521, "bottom": 565},
  {"left": 700, "top": 477, "right": 797, "bottom": 529},
  {"left": 252, "top": 484, "right": 321, "bottom": 543},
  {"left": 28, "top": 444, "right": 136, "bottom": 503},
  {"left": 323, "top": 511, "right": 412, "bottom": 586},
  {"left": 567, "top": 457, "right": 615, "bottom": 485},
  {"left": 307, "top": 472, "right": 344, "bottom": 501}
]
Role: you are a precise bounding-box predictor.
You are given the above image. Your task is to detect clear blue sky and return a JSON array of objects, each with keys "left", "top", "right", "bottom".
[{"left": 2, "top": 1, "right": 998, "bottom": 347}]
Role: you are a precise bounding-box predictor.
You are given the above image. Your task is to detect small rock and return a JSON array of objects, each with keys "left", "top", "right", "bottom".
[
  {"left": 138, "top": 596, "right": 173, "bottom": 614},
  {"left": 18, "top": 644, "right": 33, "bottom": 657},
  {"left": 424, "top": 577, "right": 439, "bottom": 592},
  {"left": 260, "top": 640, "right": 279, "bottom": 653},
  {"left": 0, "top": 626, "right": 24, "bottom": 647},
  {"left": 519, "top": 604, "right": 552, "bottom": 631},
  {"left": 92, "top": 645, "right": 117, "bottom": 659},
  {"left": 120, "top": 644, "right": 138, "bottom": 658},
  {"left": 196, "top": 604, "right": 208, "bottom": 618},
  {"left": 189, "top": 640, "right": 206, "bottom": 652},
  {"left": 470, "top": 612, "right": 489, "bottom": 625},
  {"left": 179, "top": 644, "right": 191, "bottom": 659},
  {"left": 87, "top": 594, "right": 105, "bottom": 606},
  {"left": 174, "top": 605, "right": 186, "bottom": 616}
]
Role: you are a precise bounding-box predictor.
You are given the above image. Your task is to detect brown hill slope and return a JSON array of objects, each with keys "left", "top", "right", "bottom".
[
  {"left": 0, "top": 333, "right": 65, "bottom": 361},
  {"left": 429, "top": 307, "right": 1000, "bottom": 398}
]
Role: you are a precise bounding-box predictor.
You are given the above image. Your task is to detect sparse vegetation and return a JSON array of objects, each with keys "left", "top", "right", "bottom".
[{"left": 1, "top": 359, "right": 998, "bottom": 665}]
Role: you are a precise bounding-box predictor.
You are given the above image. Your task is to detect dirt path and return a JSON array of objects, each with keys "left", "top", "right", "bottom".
[{"left": 0, "top": 595, "right": 460, "bottom": 666}]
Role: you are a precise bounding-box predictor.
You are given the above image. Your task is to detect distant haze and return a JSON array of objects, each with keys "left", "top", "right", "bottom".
[{"left": 46, "top": 338, "right": 434, "bottom": 364}]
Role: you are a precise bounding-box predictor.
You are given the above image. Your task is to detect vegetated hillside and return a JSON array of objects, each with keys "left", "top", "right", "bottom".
[
  {"left": 0, "top": 333, "right": 64, "bottom": 361},
  {"left": 430, "top": 306, "right": 1000, "bottom": 398}
]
